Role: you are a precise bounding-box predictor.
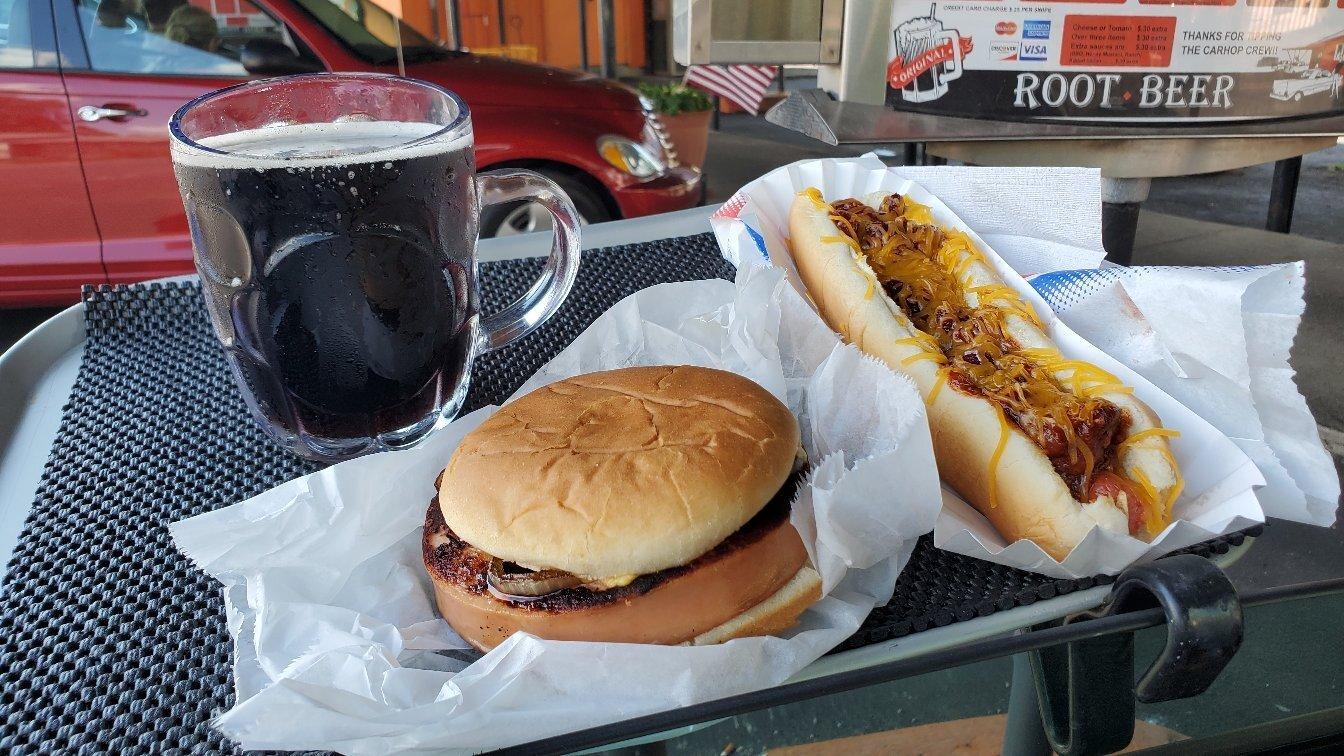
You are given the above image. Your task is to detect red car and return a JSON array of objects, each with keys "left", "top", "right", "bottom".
[{"left": 0, "top": 0, "right": 701, "bottom": 306}]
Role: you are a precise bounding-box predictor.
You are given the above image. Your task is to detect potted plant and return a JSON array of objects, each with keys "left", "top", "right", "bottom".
[{"left": 638, "top": 82, "right": 714, "bottom": 170}]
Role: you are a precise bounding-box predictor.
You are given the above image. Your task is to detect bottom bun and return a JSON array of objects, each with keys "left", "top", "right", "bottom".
[
  {"left": 424, "top": 498, "right": 818, "bottom": 651},
  {"left": 689, "top": 565, "right": 822, "bottom": 646}
]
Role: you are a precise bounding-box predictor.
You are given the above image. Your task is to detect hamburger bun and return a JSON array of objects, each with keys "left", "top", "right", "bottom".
[
  {"left": 438, "top": 365, "right": 801, "bottom": 578},
  {"left": 425, "top": 365, "right": 819, "bottom": 650}
]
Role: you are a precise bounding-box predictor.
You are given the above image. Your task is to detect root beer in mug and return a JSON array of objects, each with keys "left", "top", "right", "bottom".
[{"left": 170, "top": 74, "right": 581, "bottom": 461}]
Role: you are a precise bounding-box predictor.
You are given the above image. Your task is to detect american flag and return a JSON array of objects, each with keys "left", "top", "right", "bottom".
[{"left": 683, "top": 65, "right": 780, "bottom": 115}]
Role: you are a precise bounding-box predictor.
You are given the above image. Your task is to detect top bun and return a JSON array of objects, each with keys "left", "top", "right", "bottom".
[{"left": 438, "top": 366, "right": 801, "bottom": 579}]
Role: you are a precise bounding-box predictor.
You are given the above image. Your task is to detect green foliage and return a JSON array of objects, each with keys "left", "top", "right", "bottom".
[{"left": 637, "top": 82, "right": 714, "bottom": 116}]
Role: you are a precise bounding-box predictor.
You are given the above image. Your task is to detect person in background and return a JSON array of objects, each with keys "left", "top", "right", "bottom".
[
  {"left": 95, "top": 0, "right": 130, "bottom": 28},
  {"left": 164, "top": 4, "right": 220, "bottom": 52},
  {"left": 142, "top": 0, "right": 187, "bottom": 34}
]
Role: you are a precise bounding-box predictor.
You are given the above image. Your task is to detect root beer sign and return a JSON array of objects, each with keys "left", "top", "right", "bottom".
[{"left": 886, "top": 1, "right": 1344, "bottom": 122}]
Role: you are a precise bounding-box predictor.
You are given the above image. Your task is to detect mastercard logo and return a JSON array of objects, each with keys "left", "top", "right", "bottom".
[{"left": 996, "top": 21, "right": 1017, "bottom": 36}]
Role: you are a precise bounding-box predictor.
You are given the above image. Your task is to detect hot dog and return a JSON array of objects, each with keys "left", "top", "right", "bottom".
[{"left": 788, "top": 188, "right": 1183, "bottom": 560}]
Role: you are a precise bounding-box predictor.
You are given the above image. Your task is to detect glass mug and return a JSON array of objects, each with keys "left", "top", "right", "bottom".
[{"left": 169, "top": 73, "right": 580, "bottom": 462}]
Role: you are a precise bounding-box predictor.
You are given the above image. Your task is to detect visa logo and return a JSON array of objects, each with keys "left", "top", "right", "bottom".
[
  {"left": 1021, "top": 43, "right": 1048, "bottom": 61},
  {"left": 1023, "top": 20, "right": 1051, "bottom": 40}
]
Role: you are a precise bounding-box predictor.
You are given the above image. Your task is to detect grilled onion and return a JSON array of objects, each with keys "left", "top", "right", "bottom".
[{"left": 486, "top": 558, "right": 583, "bottom": 599}]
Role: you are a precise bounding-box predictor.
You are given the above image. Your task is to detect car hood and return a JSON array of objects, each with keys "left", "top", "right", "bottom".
[{"left": 403, "top": 53, "right": 643, "bottom": 111}]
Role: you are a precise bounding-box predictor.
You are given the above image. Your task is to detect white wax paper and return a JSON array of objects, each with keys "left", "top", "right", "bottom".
[
  {"left": 169, "top": 262, "right": 943, "bottom": 754},
  {"left": 712, "top": 155, "right": 1289, "bottom": 578},
  {"left": 1031, "top": 264, "right": 1338, "bottom": 527}
]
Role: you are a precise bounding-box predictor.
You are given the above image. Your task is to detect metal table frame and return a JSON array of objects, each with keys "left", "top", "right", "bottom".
[
  {"left": 0, "top": 208, "right": 1291, "bottom": 755},
  {"left": 503, "top": 576, "right": 1344, "bottom": 756}
]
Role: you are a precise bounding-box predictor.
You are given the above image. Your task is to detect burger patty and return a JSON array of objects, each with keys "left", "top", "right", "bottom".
[{"left": 422, "top": 472, "right": 801, "bottom": 613}]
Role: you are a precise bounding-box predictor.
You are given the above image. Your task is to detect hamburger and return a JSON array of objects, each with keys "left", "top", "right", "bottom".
[{"left": 423, "top": 365, "right": 822, "bottom": 651}]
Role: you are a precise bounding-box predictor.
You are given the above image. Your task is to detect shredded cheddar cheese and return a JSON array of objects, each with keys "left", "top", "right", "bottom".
[
  {"left": 1156, "top": 446, "right": 1185, "bottom": 518},
  {"left": 822, "top": 234, "right": 861, "bottom": 253},
  {"left": 1116, "top": 427, "right": 1181, "bottom": 452},
  {"left": 928, "top": 367, "right": 950, "bottom": 405},
  {"left": 987, "top": 406, "right": 1011, "bottom": 509},
  {"left": 902, "top": 351, "right": 946, "bottom": 367},
  {"left": 902, "top": 197, "right": 934, "bottom": 225},
  {"left": 1131, "top": 467, "right": 1164, "bottom": 534}
]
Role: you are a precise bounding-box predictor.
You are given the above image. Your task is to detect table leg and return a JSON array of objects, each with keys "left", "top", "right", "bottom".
[
  {"left": 1266, "top": 156, "right": 1301, "bottom": 234},
  {"left": 1003, "top": 652, "right": 1052, "bottom": 756},
  {"left": 1101, "top": 177, "right": 1152, "bottom": 266}
]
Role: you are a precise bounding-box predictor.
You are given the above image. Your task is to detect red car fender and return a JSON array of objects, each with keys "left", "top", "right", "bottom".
[{"left": 470, "top": 104, "right": 658, "bottom": 218}]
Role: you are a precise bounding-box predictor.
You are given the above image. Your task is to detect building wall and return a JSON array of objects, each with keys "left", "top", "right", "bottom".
[
  {"left": 367, "top": 0, "right": 437, "bottom": 40},
  {"left": 451, "top": 0, "right": 648, "bottom": 70}
]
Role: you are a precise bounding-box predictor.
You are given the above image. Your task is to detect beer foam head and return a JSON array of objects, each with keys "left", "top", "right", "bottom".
[{"left": 171, "top": 120, "right": 472, "bottom": 169}]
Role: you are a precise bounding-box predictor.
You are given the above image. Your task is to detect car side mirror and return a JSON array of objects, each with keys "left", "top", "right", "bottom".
[{"left": 241, "top": 38, "right": 323, "bottom": 76}]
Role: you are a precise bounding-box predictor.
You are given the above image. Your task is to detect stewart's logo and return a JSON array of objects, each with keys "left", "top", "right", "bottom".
[
  {"left": 888, "top": 8, "right": 973, "bottom": 102},
  {"left": 888, "top": 35, "right": 974, "bottom": 90}
]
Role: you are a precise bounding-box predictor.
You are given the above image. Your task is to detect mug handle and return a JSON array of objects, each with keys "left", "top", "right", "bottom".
[
  {"left": 474, "top": 169, "right": 583, "bottom": 352},
  {"left": 940, "top": 30, "right": 963, "bottom": 81}
]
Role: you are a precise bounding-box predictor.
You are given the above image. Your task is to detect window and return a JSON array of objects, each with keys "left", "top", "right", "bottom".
[
  {"left": 76, "top": 0, "right": 317, "bottom": 76},
  {"left": 1, "top": 0, "right": 35, "bottom": 68},
  {"left": 290, "top": 0, "right": 450, "bottom": 65}
]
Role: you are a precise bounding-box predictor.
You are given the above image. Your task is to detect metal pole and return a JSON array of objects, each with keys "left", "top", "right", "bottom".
[
  {"left": 495, "top": 0, "right": 506, "bottom": 45},
  {"left": 1002, "top": 653, "right": 1051, "bottom": 756},
  {"left": 449, "top": 0, "right": 462, "bottom": 49},
  {"left": 1102, "top": 202, "right": 1142, "bottom": 266},
  {"left": 643, "top": 0, "right": 655, "bottom": 75},
  {"left": 599, "top": 0, "right": 617, "bottom": 79},
  {"left": 711, "top": 95, "right": 720, "bottom": 131},
  {"left": 1266, "top": 156, "right": 1302, "bottom": 234},
  {"left": 578, "top": 0, "right": 589, "bottom": 71},
  {"left": 1101, "top": 177, "right": 1152, "bottom": 266}
]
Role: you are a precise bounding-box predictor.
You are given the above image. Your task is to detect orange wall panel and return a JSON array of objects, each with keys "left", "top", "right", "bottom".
[
  {"left": 393, "top": 0, "right": 647, "bottom": 70},
  {"left": 459, "top": 0, "right": 501, "bottom": 48}
]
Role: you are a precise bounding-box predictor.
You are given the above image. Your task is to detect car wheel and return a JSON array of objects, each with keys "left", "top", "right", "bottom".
[{"left": 479, "top": 170, "right": 612, "bottom": 237}]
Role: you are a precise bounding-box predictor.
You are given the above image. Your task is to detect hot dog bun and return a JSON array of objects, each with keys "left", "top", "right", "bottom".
[{"left": 788, "top": 189, "right": 1180, "bottom": 560}]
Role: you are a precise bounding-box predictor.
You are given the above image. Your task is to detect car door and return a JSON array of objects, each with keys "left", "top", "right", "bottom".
[
  {"left": 0, "top": 0, "right": 103, "bottom": 305},
  {"left": 55, "top": 0, "right": 322, "bottom": 285}
]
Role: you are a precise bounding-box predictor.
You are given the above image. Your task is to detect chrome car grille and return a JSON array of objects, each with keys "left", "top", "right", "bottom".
[{"left": 645, "top": 111, "right": 680, "bottom": 169}]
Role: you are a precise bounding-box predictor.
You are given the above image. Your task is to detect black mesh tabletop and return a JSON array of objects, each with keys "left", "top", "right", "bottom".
[{"left": 0, "top": 232, "right": 1256, "bottom": 753}]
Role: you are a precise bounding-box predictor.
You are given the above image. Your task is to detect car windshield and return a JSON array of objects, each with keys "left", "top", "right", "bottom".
[{"left": 291, "top": 0, "right": 455, "bottom": 65}]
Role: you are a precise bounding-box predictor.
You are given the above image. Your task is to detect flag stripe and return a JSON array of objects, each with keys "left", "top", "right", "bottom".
[
  {"left": 687, "top": 69, "right": 754, "bottom": 106},
  {"left": 684, "top": 64, "right": 779, "bottom": 114}
]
